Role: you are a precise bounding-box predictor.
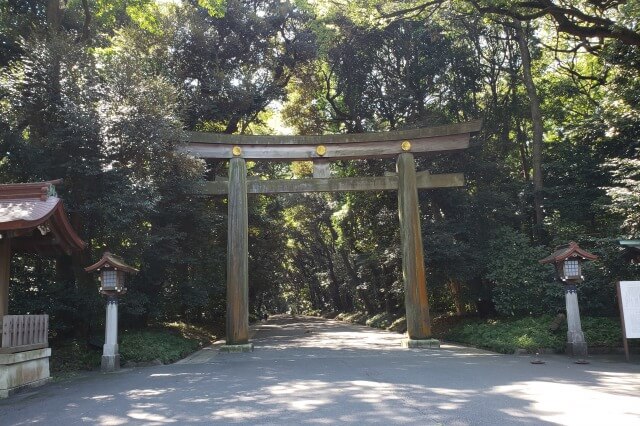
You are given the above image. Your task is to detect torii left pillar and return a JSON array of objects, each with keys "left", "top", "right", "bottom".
[{"left": 220, "top": 157, "right": 253, "bottom": 352}]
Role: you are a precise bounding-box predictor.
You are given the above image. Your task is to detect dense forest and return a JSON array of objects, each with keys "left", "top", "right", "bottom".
[{"left": 1, "top": 0, "right": 639, "bottom": 338}]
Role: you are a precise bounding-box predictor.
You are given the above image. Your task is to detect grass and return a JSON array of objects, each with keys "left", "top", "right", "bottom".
[{"left": 50, "top": 322, "right": 216, "bottom": 376}]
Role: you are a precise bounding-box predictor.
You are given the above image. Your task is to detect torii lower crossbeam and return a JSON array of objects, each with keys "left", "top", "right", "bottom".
[{"left": 201, "top": 171, "right": 464, "bottom": 195}]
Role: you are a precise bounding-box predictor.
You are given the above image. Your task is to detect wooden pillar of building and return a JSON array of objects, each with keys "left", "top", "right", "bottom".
[
  {"left": 225, "top": 157, "right": 250, "bottom": 347},
  {"left": 0, "top": 237, "right": 10, "bottom": 319},
  {"left": 397, "top": 153, "right": 432, "bottom": 341}
]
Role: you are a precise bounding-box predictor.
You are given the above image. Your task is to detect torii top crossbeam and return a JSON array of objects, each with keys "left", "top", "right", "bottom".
[{"left": 183, "top": 120, "right": 481, "bottom": 161}]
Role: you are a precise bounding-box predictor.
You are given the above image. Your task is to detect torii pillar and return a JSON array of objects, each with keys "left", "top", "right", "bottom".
[
  {"left": 397, "top": 152, "right": 439, "bottom": 348},
  {"left": 220, "top": 155, "right": 253, "bottom": 352}
]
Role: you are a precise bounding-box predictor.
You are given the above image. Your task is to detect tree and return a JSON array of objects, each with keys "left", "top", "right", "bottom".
[{"left": 375, "top": 1, "right": 640, "bottom": 47}]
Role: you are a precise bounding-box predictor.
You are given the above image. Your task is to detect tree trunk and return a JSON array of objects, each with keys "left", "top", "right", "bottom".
[
  {"left": 514, "top": 20, "right": 545, "bottom": 229},
  {"left": 325, "top": 251, "right": 343, "bottom": 311},
  {"left": 448, "top": 279, "right": 464, "bottom": 316},
  {"left": 46, "top": 0, "right": 64, "bottom": 31}
]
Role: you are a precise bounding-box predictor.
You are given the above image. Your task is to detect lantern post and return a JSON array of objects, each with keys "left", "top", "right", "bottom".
[
  {"left": 85, "top": 252, "right": 138, "bottom": 372},
  {"left": 540, "top": 242, "right": 597, "bottom": 357}
]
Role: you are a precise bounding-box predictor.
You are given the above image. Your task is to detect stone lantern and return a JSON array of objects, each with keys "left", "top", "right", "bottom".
[
  {"left": 85, "top": 252, "right": 138, "bottom": 371},
  {"left": 540, "top": 242, "right": 597, "bottom": 356}
]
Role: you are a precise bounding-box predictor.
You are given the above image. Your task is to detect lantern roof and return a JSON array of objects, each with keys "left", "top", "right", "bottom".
[
  {"left": 85, "top": 251, "right": 138, "bottom": 274},
  {"left": 619, "top": 239, "right": 640, "bottom": 248},
  {"left": 0, "top": 180, "right": 86, "bottom": 255},
  {"left": 539, "top": 241, "right": 598, "bottom": 264},
  {"left": 620, "top": 240, "right": 640, "bottom": 263}
]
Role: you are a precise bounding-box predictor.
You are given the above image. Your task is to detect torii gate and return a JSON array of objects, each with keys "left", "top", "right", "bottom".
[{"left": 184, "top": 120, "right": 481, "bottom": 351}]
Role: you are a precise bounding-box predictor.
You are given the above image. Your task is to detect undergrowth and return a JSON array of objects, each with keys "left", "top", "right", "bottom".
[
  {"left": 50, "top": 322, "right": 215, "bottom": 375},
  {"left": 329, "top": 311, "right": 626, "bottom": 354}
]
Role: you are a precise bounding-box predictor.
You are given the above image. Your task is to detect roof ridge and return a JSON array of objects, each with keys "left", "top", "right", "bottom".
[{"left": 0, "top": 180, "right": 62, "bottom": 201}]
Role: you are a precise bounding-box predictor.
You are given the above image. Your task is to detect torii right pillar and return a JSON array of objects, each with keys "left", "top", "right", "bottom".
[{"left": 397, "top": 152, "right": 440, "bottom": 348}]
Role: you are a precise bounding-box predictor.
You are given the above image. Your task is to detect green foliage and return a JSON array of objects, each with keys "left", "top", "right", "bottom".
[
  {"left": 446, "top": 316, "right": 566, "bottom": 353},
  {"left": 119, "top": 329, "right": 205, "bottom": 364},
  {"left": 387, "top": 317, "right": 407, "bottom": 333},
  {"left": 197, "top": 0, "right": 227, "bottom": 17},
  {"left": 445, "top": 315, "right": 626, "bottom": 353},
  {"left": 582, "top": 317, "right": 624, "bottom": 348},
  {"left": 1, "top": 0, "right": 639, "bottom": 338},
  {"left": 485, "top": 227, "right": 562, "bottom": 316},
  {"left": 606, "top": 156, "right": 640, "bottom": 237},
  {"left": 51, "top": 323, "right": 213, "bottom": 374},
  {"left": 333, "top": 310, "right": 407, "bottom": 333},
  {"left": 50, "top": 340, "right": 103, "bottom": 374},
  {"left": 365, "top": 312, "right": 394, "bottom": 329},
  {"left": 336, "top": 311, "right": 369, "bottom": 325}
]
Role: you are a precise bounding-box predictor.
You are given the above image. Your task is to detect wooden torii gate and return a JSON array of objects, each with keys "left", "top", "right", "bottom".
[{"left": 184, "top": 120, "right": 481, "bottom": 351}]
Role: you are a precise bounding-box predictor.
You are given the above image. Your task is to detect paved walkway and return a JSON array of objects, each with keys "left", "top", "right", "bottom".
[{"left": 2, "top": 315, "right": 640, "bottom": 425}]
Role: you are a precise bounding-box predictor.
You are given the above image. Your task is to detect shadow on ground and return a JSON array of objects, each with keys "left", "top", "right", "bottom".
[{"left": 2, "top": 315, "right": 639, "bottom": 425}]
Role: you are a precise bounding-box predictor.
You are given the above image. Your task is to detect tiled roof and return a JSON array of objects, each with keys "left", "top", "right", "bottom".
[
  {"left": 539, "top": 241, "right": 598, "bottom": 264},
  {"left": 0, "top": 197, "right": 60, "bottom": 229},
  {"left": 85, "top": 252, "right": 138, "bottom": 274},
  {"left": 0, "top": 181, "right": 85, "bottom": 254}
]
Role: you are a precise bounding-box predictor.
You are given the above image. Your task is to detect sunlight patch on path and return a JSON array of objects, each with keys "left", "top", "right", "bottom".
[{"left": 492, "top": 379, "right": 640, "bottom": 425}]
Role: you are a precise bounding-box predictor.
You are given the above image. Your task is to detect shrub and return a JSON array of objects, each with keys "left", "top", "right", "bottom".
[
  {"left": 50, "top": 339, "right": 102, "bottom": 374},
  {"left": 387, "top": 316, "right": 407, "bottom": 333},
  {"left": 366, "top": 312, "right": 394, "bottom": 329},
  {"left": 582, "top": 317, "right": 623, "bottom": 347},
  {"left": 484, "top": 227, "right": 562, "bottom": 316},
  {"left": 445, "top": 315, "right": 626, "bottom": 353},
  {"left": 445, "top": 316, "right": 565, "bottom": 353},
  {"left": 340, "top": 312, "right": 369, "bottom": 325},
  {"left": 119, "top": 329, "right": 203, "bottom": 364}
]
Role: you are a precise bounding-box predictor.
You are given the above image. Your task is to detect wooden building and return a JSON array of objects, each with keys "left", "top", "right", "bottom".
[{"left": 0, "top": 180, "right": 85, "bottom": 397}]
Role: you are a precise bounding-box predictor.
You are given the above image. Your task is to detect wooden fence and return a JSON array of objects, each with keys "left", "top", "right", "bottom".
[{"left": 1, "top": 315, "right": 48, "bottom": 353}]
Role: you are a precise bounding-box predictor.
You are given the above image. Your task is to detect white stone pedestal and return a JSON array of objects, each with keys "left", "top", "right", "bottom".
[
  {"left": 0, "top": 348, "right": 51, "bottom": 398},
  {"left": 102, "top": 295, "right": 120, "bottom": 372},
  {"left": 565, "top": 285, "right": 588, "bottom": 357}
]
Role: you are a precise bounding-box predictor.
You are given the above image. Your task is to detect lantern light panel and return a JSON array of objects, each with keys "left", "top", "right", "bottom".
[
  {"left": 101, "top": 270, "right": 117, "bottom": 289},
  {"left": 101, "top": 270, "right": 126, "bottom": 290},
  {"left": 563, "top": 259, "right": 581, "bottom": 278}
]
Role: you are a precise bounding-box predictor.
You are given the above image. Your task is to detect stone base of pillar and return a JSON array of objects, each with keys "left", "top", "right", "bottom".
[
  {"left": 101, "top": 354, "right": 120, "bottom": 372},
  {"left": 401, "top": 338, "right": 440, "bottom": 349},
  {"left": 566, "top": 341, "right": 588, "bottom": 357},
  {"left": 566, "top": 330, "right": 588, "bottom": 357},
  {"left": 219, "top": 343, "right": 254, "bottom": 353},
  {"left": 0, "top": 348, "right": 51, "bottom": 398}
]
